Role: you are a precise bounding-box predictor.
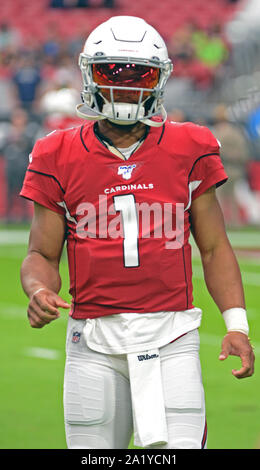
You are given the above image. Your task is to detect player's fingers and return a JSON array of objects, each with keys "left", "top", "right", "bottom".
[
  {"left": 33, "top": 292, "right": 59, "bottom": 315},
  {"left": 33, "top": 290, "right": 70, "bottom": 312},
  {"left": 232, "top": 351, "right": 255, "bottom": 379},
  {"left": 28, "top": 301, "right": 59, "bottom": 328},
  {"left": 219, "top": 342, "right": 232, "bottom": 360},
  {"left": 27, "top": 305, "right": 48, "bottom": 328},
  {"left": 51, "top": 295, "right": 70, "bottom": 309},
  {"left": 232, "top": 365, "right": 251, "bottom": 379}
]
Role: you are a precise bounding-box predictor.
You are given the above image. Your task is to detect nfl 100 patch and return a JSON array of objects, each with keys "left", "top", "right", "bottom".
[
  {"left": 118, "top": 164, "right": 136, "bottom": 180},
  {"left": 72, "top": 331, "right": 81, "bottom": 343}
]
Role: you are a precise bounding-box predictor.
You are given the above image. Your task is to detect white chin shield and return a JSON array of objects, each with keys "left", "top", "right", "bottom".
[
  {"left": 76, "top": 100, "right": 168, "bottom": 127},
  {"left": 102, "top": 102, "right": 145, "bottom": 125}
]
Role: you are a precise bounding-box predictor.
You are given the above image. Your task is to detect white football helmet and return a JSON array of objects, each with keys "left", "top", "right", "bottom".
[{"left": 76, "top": 16, "right": 173, "bottom": 127}]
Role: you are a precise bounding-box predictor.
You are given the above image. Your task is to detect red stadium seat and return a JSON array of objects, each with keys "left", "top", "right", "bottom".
[{"left": 0, "top": 0, "right": 243, "bottom": 44}]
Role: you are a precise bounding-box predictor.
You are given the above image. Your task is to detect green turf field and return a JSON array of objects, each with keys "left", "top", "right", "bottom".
[{"left": 0, "top": 226, "right": 259, "bottom": 449}]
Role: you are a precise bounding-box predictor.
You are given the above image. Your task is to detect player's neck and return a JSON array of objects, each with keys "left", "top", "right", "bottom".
[{"left": 97, "top": 120, "right": 148, "bottom": 148}]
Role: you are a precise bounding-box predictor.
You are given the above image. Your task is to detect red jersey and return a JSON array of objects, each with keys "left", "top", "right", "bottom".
[{"left": 20, "top": 120, "right": 227, "bottom": 319}]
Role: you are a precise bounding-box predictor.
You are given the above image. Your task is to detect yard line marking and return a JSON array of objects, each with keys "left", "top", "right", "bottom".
[
  {"left": 23, "top": 347, "right": 61, "bottom": 360},
  {"left": 0, "top": 304, "right": 27, "bottom": 318},
  {"left": 0, "top": 230, "right": 29, "bottom": 244}
]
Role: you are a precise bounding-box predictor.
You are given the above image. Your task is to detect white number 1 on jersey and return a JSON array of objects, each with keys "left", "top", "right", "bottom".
[{"left": 113, "top": 194, "right": 139, "bottom": 267}]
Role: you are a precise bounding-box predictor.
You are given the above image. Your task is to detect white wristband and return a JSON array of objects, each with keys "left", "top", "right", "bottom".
[{"left": 222, "top": 308, "right": 249, "bottom": 336}]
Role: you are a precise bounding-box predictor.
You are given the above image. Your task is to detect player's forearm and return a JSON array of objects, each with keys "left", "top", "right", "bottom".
[
  {"left": 20, "top": 251, "right": 62, "bottom": 299},
  {"left": 200, "top": 242, "right": 245, "bottom": 313}
]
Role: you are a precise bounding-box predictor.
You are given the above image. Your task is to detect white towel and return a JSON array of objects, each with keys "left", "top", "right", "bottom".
[{"left": 127, "top": 348, "right": 168, "bottom": 448}]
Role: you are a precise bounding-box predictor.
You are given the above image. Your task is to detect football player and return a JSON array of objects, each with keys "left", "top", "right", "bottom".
[{"left": 20, "top": 16, "right": 254, "bottom": 449}]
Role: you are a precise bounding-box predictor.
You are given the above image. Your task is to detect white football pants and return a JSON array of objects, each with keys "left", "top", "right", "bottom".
[{"left": 63, "top": 318, "right": 207, "bottom": 449}]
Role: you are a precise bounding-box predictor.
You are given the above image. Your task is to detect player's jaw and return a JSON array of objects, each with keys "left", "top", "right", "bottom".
[{"left": 97, "top": 118, "right": 147, "bottom": 140}]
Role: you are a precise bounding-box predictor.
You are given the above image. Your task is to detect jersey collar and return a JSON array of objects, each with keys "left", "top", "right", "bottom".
[{"left": 80, "top": 120, "right": 166, "bottom": 161}]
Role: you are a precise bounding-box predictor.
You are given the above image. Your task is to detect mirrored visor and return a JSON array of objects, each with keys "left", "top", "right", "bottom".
[{"left": 92, "top": 63, "right": 160, "bottom": 89}]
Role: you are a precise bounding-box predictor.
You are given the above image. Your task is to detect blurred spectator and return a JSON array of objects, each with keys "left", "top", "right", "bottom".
[
  {"left": 168, "top": 23, "right": 215, "bottom": 91},
  {"left": 76, "top": 0, "right": 90, "bottom": 5},
  {"left": 192, "top": 22, "right": 230, "bottom": 69},
  {"left": 50, "top": 0, "right": 63, "bottom": 6},
  {"left": 103, "top": 0, "right": 115, "bottom": 7},
  {"left": 39, "top": 51, "right": 81, "bottom": 103},
  {"left": 50, "top": 0, "right": 115, "bottom": 7},
  {"left": 40, "top": 86, "right": 82, "bottom": 132},
  {"left": 1, "top": 109, "right": 37, "bottom": 222},
  {"left": 245, "top": 104, "right": 260, "bottom": 160},
  {"left": 0, "top": 55, "right": 17, "bottom": 117},
  {"left": 0, "top": 23, "right": 20, "bottom": 53},
  {"left": 67, "top": 24, "right": 91, "bottom": 57},
  {"left": 211, "top": 103, "right": 250, "bottom": 226},
  {"left": 233, "top": 166, "right": 260, "bottom": 226},
  {"left": 42, "top": 24, "right": 63, "bottom": 60},
  {"left": 52, "top": 52, "right": 81, "bottom": 89},
  {"left": 49, "top": 0, "right": 79, "bottom": 7},
  {"left": 12, "top": 55, "right": 42, "bottom": 112},
  {"left": 167, "top": 108, "right": 187, "bottom": 123},
  {"left": 168, "top": 24, "right": 195, "bottom": 70}
]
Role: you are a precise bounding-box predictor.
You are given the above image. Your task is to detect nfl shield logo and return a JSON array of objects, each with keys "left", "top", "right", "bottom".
[{"left": 72, "top": 331, "right": 81, "bottom": 343}]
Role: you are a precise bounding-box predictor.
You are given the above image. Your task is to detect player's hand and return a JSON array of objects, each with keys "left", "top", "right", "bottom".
[
  {"left": 27, "top": 287, "right": 70, "bottom": 328},
  {"left": 219, "top": 331, "right": 255, "bottom": 379}
]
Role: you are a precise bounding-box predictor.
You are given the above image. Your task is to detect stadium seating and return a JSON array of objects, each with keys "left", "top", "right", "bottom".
[{"left": 0, "top": 0, "right": 243, "bottom": 44}]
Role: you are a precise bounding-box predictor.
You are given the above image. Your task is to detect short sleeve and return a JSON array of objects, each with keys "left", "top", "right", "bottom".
[
  {"left": 189, "top": 127, "right": 228, "bottom": 201},
  {"left": 20, "top": 136, "right": 65, "bottom": 215},
  {"left": 190, "top": 154, "right": 228, "bottom": 201}
]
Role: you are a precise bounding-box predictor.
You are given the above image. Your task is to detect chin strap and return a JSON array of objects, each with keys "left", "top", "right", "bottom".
[
  {"left": 76, "top": 103, "right": 106, "bottom": 121},
  {"left": 140, "top": 105, "right": 167, "bottom": 127},
  {"left": 76, "top": 103, "right": 167, "bottom": 128}
]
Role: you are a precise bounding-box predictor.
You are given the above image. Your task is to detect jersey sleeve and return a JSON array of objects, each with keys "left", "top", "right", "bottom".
[
  {"left": 20, "top": 134, "right": 65, "bottom": 215},
  {"left": 189, "top": 126, "right": 228, "bottom": 201}
]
